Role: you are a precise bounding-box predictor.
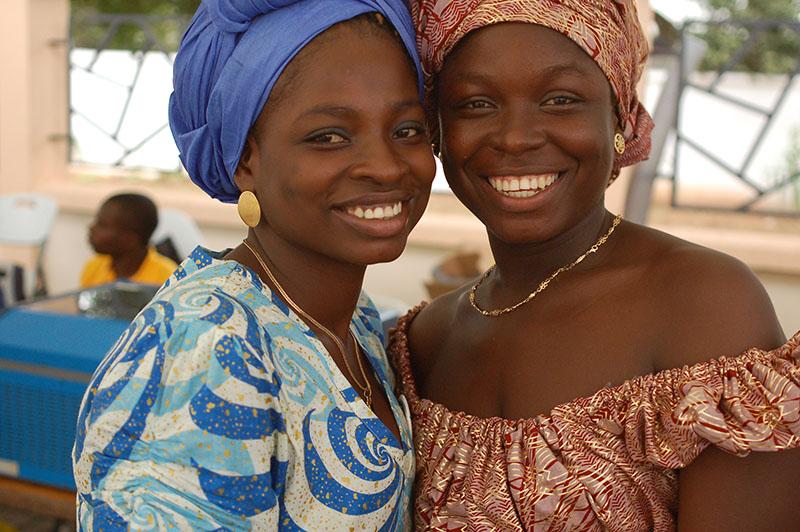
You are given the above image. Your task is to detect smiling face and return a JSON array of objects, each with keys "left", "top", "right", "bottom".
[
  {"left": 436, "top": 22, "right": 618, "bottom": 245},
  {"left": 235, "top": 18, "right": 435, "bottom": 266}
]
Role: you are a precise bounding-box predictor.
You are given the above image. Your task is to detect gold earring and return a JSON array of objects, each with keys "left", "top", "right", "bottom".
[
  {"left": 237, "top": 190, "right": 261, "bottom": 228},
  {"left": 614, "top": 133, "right": 626, "bottom": 155}
]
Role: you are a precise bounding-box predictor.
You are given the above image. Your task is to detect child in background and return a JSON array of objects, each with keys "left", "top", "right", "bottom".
[{"left": 80, "top": 193, "right": 177, "bottom": 288}]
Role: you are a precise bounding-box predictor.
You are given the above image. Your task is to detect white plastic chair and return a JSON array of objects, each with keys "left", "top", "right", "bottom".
[
  {"left": 151, "top": 208, "right": 205, "bottom": 262},
  {"left": 0, "top": 193, "right": 59, "bottom": 299}
]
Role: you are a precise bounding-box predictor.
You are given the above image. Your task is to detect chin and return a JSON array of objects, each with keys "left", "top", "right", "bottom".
[
  {"left": 486, "top": 218, "right": 558, "bottom": 246},
  {"left": 350, "top": 238, "right": 408, "bottom": 265}
]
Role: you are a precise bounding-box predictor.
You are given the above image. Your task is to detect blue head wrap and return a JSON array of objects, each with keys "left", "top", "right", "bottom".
[{"left": 169, "top": 0, "right": 424, "bottom": 203}]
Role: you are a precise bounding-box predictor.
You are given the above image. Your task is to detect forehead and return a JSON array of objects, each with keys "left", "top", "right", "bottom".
[
  {"left": 441, "top": 22, "right": 608, "bottom": 87},
  {"left": 266, "top": 21, "right": 417, "bottom": 112},
  {"left": 98, "top": 201, "right": 127, "bottom": 223}
]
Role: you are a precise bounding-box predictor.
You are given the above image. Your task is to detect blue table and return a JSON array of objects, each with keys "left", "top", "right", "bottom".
[{"left": 0, "top": 308, "right": 130, "bottom": 490}]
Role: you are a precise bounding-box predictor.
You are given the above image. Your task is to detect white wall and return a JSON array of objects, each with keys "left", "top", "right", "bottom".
[
  {"left": 44, "top": 209, "right": 799, "bottom": 338},
  {"left": 760, "top": 272, "right": 800, "bottom": 339},
  {"left": 44, "top": 208, "right": 439, "bottom": 304},
  {"left": 44, "top": 210, "right": 246, "bottom": 293}
]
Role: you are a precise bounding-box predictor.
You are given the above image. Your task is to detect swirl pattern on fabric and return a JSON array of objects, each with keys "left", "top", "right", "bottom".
[
  {"left": 390, "top": 303, "right": 800, "bottom": 531},
  {"left": 410, "top": 0, "right": 654, "bottom": 176},
  {"left": 73, "top": 247, "right": 414, "bottom": 530},
  {"left": 169, "top": 0, "right": 424, "bottom": 203}
]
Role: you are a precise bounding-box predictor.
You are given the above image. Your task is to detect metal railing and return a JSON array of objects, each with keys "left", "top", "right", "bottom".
[
  {"left": 68, "top": 13, "right": 189, "bottom": 172},
  {"left": 69, "top": 14, "right": 800, "bottom": 217},
  {"left": 669, "top": 18, "right": 800, "bottom": 216}
]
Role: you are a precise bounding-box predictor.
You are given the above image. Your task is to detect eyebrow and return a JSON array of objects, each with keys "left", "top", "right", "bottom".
[
  {"left": 540, "top": 62, "right": 592, "bottom": 78},
  {"left": 298, "top": 99, "right": 421, "bottom": 120},
  {"left": 454, "top": 61, "right": 591, "bottom": 84}
]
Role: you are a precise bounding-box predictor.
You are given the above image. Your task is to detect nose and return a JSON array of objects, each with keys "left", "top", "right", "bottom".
[
  {"left": 350, "top": 134, "right": 408, "bottom": 185},
  {"left": 491, "top": 106, "right": 546, "bottom": 155}
]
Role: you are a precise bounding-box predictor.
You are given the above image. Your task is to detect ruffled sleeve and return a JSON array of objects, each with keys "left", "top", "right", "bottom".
[{"left": 569, "top": 332, "right": 800, "bottom": 469}]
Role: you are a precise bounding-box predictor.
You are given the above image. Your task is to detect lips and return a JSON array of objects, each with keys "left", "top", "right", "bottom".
[{"left": 487, "top": 173, "right": 560, "bottom": 198}]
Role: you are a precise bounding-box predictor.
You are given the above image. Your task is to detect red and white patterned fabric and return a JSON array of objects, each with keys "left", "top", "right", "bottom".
[
  {"left": 391, "top": 305, "right": 800, "bottom": 531},
  {"left": 411, "top": 0, "right": 654, "bottom": 174}
]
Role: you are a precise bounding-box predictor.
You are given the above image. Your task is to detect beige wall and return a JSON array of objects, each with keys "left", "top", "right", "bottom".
[{"left": 0, "top": 0, "right": 69, "bottom": 194}]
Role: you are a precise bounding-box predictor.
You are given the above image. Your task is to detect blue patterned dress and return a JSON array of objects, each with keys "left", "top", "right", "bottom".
[{"left": 73, "top": 247, "right": 414, "bottom": 531}]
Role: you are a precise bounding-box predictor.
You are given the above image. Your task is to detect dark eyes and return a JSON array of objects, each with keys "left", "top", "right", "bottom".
[
  {"left": 454, "top": 94, "right": 580, "bottom": 113},
  {"left": 458, "top": 99, "right": 494, "bottom": 111},
  {"left": 306, "top": 130, "right": 348, "bottom": 145},
  {"left": 543, "top": 95, "right": 578, "bottom": 106},
  {"left": 304, "top": 122, "right": 427, "bottom": 146},
  {"left": 393, "top": 122, "right": 427, "bottom": 140}
]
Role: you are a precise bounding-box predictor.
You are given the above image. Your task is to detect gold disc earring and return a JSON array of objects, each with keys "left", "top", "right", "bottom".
[
  {"left": 614, "top": 133, "right": 626, "bottom": 155},
  {"left": 237, "top": 190, "right": 261, "bottom": 228}
]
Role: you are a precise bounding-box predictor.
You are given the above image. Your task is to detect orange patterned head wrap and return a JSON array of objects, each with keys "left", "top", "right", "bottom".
[{"left": 412, "top": 0, "right": 654, "bottom": 172}]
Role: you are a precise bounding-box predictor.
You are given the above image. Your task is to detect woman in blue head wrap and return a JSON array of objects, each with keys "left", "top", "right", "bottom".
[{"left": 73, "top": 1, "right": 435, "bottom": 529}]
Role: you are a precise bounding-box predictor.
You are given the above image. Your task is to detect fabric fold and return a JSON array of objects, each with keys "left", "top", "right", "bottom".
[{"left": 169, "top": 0, "right": 424, "bottom": 203}]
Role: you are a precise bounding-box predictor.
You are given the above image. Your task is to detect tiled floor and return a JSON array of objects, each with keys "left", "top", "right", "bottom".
[{"left": 0, "top": 505, "right": 74, "bottom": 532}]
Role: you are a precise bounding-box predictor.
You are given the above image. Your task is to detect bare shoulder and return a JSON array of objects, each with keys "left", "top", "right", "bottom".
[
  {"left": 624, "top": 223, "right": 785, "bottom": 369},
  {"left": 407, "top": 285, "right": 465, "bottom": 382}
]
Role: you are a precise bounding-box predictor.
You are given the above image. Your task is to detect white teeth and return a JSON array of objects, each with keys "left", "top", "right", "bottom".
[
  {"left": 488, "top": 173, "right": 559, "bottom": 197},
  {"left": 346, "top": 201, "right": 403, "bottom": 220}
]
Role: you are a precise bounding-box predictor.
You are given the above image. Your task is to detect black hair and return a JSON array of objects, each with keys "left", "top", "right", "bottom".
[{"left": 104, "top": 193, "right": 159, "bottom": 246}]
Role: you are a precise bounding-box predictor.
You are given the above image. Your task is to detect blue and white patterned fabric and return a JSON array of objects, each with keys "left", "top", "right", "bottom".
[{"left": 73, "top": 247, "right": 414, "bottom": 531}]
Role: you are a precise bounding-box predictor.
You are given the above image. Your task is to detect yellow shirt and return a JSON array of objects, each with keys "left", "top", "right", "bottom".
[{"left": 80, "top": 247, "right": 178, "bottom": 289}]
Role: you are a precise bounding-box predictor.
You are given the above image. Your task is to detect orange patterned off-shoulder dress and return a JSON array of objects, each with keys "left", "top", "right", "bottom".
[{"left": 390, "top": 305, "right": 800, "bottom": 531}]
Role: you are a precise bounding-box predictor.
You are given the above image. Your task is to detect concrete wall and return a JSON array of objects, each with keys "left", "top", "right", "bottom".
[
  {"left": 44, "top": 208, "right": 439, "bottom": 305},
  {"left": 760, "top": 272, "right": 800, "bottom": 338},
  {"left": 0, "top": 0, "right": 69, "bottom": 194},
  {"left": 44, "top": 207, "right": 800, "bottom": 338}
]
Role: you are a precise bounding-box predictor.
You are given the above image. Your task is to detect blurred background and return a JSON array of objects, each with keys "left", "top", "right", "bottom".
[{"left": 0, "top": 0, "right": 798, "bottom": 529}]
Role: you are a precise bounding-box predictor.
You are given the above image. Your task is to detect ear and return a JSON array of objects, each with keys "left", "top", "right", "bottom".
[{"left": 233, "top": 135, "right": 259, "bottom": 192}]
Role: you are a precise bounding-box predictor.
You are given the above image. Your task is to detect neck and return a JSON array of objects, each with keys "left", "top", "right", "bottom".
[
  {"left": 243, "top": 228, "right": 366, "bottom": 341},
  {"left": 111, "top": 246, "right": 148, "bottom": 278},
  {"left": 486, "top": 204, "right": 613, "bottom": 299}
]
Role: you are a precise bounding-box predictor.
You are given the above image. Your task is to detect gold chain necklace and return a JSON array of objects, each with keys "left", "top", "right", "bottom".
[
  {"left": 469, "top": 214, "right": 622, "bottom": 317},
  {"left": 242, "top": 239, "right": 373, "bottom": 407}
]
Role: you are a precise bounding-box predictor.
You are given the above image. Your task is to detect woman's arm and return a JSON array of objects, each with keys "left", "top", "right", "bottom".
[
  {"left": 677, "top": 446, "right": 800, "bottom": 531},
  {"left": 652, "top": 246, "right": 797, "bottom": 530}
]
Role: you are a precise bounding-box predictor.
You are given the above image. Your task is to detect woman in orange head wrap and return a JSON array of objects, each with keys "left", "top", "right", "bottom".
[{"left": 389, "top": 1, "right": 800, "bottom": 530}]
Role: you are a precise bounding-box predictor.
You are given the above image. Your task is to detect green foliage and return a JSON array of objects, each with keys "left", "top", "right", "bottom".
[
  {"left": 72, "top": 0, "right": 198, "bottom": 16},
  {"left": 697, "top": 0, "right": 800, "bottom": 73},
  {"left": 71, "top": 0, "right": 199, "bottom": 51}
]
